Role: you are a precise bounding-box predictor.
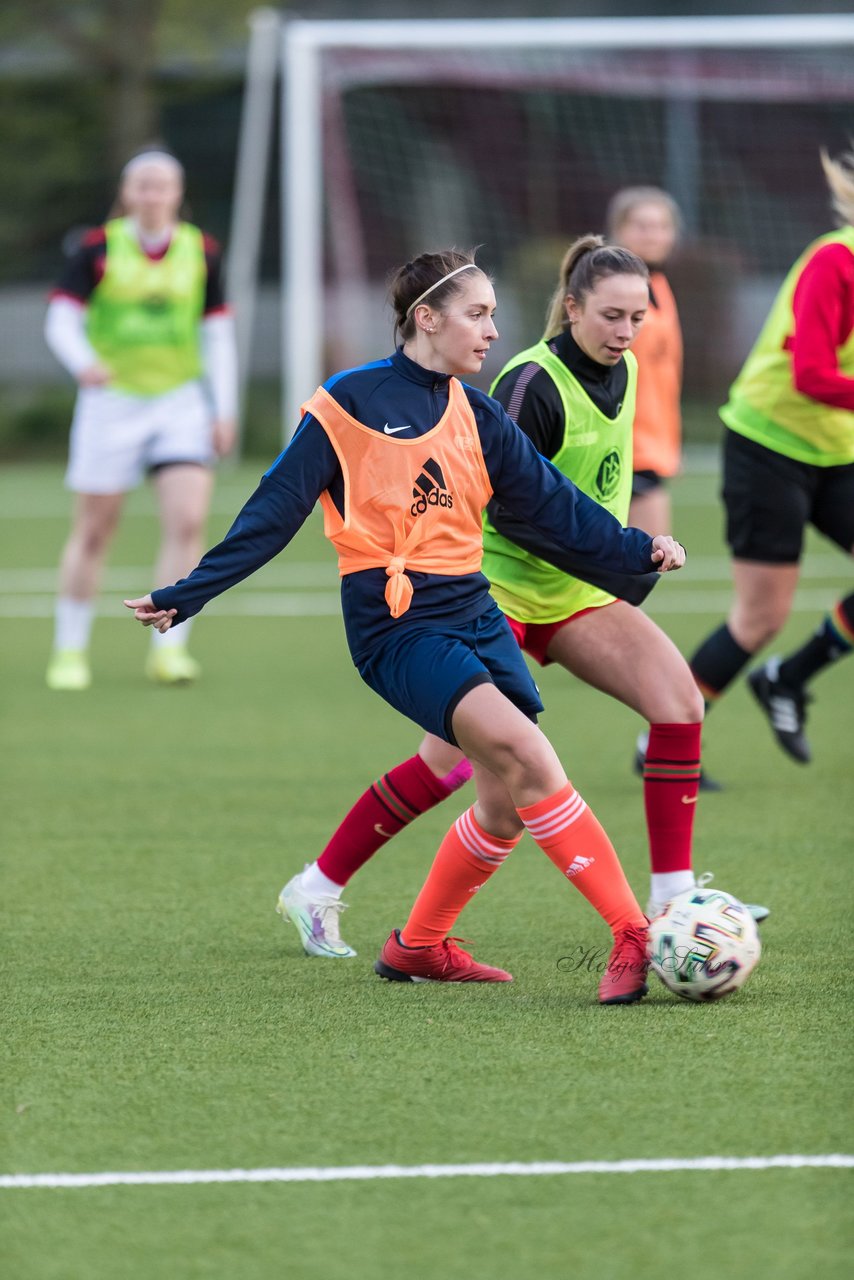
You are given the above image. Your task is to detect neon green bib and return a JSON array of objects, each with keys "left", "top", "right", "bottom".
[
  {"left": 86, "top": 218, "right": 206, "bottom": 396},
  {"left": 721, "top": 228, "right": 854, "bottom": 466},
  {"left": 482, "top": 341, "right": 637, "bottom": 624}
]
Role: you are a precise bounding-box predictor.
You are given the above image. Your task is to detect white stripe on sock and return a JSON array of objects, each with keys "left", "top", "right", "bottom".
[
  {"left": 524, "top": 790, "right": 587, "bottom": 842},
  {"left": 455, "top": 809, "right": 515, "bottom": 866}
]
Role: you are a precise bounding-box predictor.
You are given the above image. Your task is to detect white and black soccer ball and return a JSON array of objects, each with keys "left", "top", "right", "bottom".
[{"left": 647, "top": 886, "right": 761, "bottom": 1002}]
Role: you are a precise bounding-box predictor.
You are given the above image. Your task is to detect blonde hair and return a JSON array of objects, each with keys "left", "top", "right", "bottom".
[
  {"left": 821, "top": 147, "right": 854, "bottom": 227},
  {"left": 605, "top": 186, "right": 682, "bottom": 241},
  {"left": 543, "top": 234, "right": 648, "bottom": 340}
]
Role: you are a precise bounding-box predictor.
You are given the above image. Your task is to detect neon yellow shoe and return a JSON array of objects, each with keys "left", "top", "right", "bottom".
[
  {"left": 46, "top": 649, "right": 91, "bottom": 691},
  {"left": 145, "top": 646, "right": 201, "bottom": 686}
]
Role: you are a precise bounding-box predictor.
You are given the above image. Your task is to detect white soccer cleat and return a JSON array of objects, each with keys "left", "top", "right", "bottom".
[
  {"left": 276, "top": 871, "right": 357, "bottom": 958},
  {"left": 647, "top": 873, "right": 769, "bottom": 924}
]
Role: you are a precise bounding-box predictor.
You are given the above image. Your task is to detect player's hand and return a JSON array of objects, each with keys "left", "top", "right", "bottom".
[
  {"left": 212, "top": 418, "right": 237, "bottom": 457},
  {"left": 123, "top": 595, "right": 177, "bottom": 632},
  {"left": 78, "top": 363, "right": 111, "bottom": 387},
  {"left": 650, "top": 535, "right": 686, "bottom": 573}
]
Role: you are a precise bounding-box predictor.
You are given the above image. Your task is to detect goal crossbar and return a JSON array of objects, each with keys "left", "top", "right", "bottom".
[{"left": 281, "top": 14, "right": 854, "bottom": 435}]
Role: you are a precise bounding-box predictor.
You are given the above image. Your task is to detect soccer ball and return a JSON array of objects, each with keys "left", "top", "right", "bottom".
[{"left": 647, "top": 886, "right": 761, "bottom": 1002}]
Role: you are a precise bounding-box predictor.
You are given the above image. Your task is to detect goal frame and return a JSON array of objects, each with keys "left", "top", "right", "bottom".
[{"left": 280, "top": 13, "right": 854, "bottom": 437}]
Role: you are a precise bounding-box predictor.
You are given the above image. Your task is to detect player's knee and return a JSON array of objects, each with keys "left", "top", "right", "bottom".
[
  {"left": 473, "top": 798, "right": 523, "bottom": 841},
  {"left": 679, "top": 681, "right": 705, "bottom": 724},
  {"left": 165, "top": 513, "right": 205, "bottom": 545},
  {"left": 76, "top": 519, "right": 117, "bottom": 556},
  {"left": 491, "top": 734, "right": 556, "bottom": 795}
]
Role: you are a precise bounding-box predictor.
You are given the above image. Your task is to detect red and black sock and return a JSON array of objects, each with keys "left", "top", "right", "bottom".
[
  {"left": 317, "top": 753, "right": 469, "bottom": 886},
  {"left": 643, "top": 723, "right": 702, "bottom": 875}
]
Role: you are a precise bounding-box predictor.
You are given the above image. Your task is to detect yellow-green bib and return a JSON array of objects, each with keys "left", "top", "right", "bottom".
[
  {"left": 85, "top": 218, "right": 206, "bottom": 396},
  {"left": 721, "top": 228, "right": 854, "bottom": 466},
  {"left": 482, "top": 341, "right": 637, "bottom": 623}
]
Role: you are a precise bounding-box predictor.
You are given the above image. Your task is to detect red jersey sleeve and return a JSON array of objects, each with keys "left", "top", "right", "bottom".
[{"left": 789, "top": 240, "right": 854, "bottom": 411}]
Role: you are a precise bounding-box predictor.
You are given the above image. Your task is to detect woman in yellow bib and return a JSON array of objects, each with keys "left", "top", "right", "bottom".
[
  {"left": 689, "top": 149, "right": 854, "bottom": 766},
  {"left": 273, "top": 238, "right": 767, "bottom": 971},
  {"left": 45, "top": 151, "right": 237, "bottom": 691},
  {"left": 126, "top": 248, "right": 686, "bottom": 1003}
]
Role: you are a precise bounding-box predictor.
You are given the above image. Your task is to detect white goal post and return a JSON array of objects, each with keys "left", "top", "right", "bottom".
[{"left": 280, "top": 14, "right": 854, "bottom": 438}]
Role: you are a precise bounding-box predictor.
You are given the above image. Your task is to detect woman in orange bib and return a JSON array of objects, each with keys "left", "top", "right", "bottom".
[
  {"left": 606, "top": 186, "right": 684, "bottom": 539},
  {"left": 126, "top": 249, "right": 685, "bottom": 1003}
]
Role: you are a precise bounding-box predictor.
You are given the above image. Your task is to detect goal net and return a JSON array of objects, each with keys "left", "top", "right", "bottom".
[{"left": 280, "top": 16, "right": 854, "bottom": 431}]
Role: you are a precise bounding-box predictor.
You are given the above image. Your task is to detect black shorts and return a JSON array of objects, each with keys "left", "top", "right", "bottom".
[
  {"left": 631, "top": 469, "right": 665, "bottom": 498},
  {"left": 722, "top": 429, "right": 854, "bottom": 563}
]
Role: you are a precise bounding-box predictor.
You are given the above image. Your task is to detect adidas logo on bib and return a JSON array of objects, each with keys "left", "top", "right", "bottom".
[{"left": 411, "top": 458, "right": 454, "bottom": 517}]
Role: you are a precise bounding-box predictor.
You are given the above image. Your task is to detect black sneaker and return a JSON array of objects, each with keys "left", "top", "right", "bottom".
[
  {"left": 633, "top": 738, "right": 723, "bottom": 793},
  {"left": 747, "top": 659, "right": 811, "bottom": 763}
]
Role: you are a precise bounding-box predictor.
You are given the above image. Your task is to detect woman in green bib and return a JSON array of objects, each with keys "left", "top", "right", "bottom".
[
  {"left": 44, "top": 150, "right": 237, "bottom": 691},
  {"left": 276, "top": 236, "right": 767, "bottom": 964},
  {"left": 689, "top": 148, "right": 854, "bottom": 767}
]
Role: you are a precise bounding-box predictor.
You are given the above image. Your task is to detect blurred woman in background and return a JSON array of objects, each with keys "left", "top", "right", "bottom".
[
  {"left": 606, "top": 186, "right": 683, "bottom": 537},
  {"left": 45, "top": 150, "right": 237, "bottom": 690}
]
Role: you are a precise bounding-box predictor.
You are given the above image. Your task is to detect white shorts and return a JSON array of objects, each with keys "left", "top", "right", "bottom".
[{"left": 65, "top": 380, "right": 215, "bottom": 494}]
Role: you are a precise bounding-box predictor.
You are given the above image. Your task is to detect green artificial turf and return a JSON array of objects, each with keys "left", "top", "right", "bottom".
[{"left": 1, "top": 462, "right": 852, "bottom": 1279}]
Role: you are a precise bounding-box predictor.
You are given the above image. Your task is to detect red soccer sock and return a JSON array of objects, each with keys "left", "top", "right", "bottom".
[
  {"left": 518, "top": 783, "right": 645, "bottom": 934},
  {"left": 317, "top": 753, "right": 469, "bottom": 886},
  {"left": 401, "top": 808, "right": 521, "bottom": 947},
  {"left": 642, "top": 723, "right": 701, "bottom": 874}
]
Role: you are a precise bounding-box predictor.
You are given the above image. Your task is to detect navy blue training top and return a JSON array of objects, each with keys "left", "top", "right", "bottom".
[{"left": 151, "top": 348, "right": 656, "bottom": 660}]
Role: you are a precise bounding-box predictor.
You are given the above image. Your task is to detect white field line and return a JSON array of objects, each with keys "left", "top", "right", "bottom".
[
  {"left": 0, "top": 591, "right": 846, "bottom": 619},
  {"left": 0, "top": 557, "right": 848, "bottom": 620},
  {"left": 2, "top": 1154, "right": 852, "bottom": 1190},
  {"left": 0, "top": 589, "right": 846, "bottom": 620},
  {"left": 0, "top": 563, "right": 338, "bottom": 592},
  {"left": 0, "top": 555, "right": 846, "bottom": 594}
]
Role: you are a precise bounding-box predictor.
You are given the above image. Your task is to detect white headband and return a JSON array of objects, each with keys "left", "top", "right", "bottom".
[
  {"left": 405, "top": 263, "right": 478, "bottom": 318},
  {"left": 121, "top": 151, "right": 184, "bottom": 180}
]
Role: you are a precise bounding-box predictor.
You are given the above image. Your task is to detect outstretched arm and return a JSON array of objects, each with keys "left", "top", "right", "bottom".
[
  {"left": 124, "top": 419, "right": 338, "bottom": 628},
  {"left": 484, "top": 402, "right": 679, "bottom": 577}
]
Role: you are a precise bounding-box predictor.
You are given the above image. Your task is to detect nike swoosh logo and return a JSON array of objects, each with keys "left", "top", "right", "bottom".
[
  {"left": 374, "top": 823, "right": 395, "bottom": 838},
  {"left": 681, "top": 795, "right": 698, "bottom": 805},
  {"left": 383, "top": 423, "right": 412, "bottom": 435}
]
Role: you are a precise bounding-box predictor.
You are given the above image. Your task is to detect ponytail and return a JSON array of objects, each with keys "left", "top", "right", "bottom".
[{"left": 543, "top": 234, "right": 648, "bottom": 340}]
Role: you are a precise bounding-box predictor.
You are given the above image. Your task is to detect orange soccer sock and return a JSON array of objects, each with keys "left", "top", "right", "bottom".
[
  {"left": 518, "top": 782, "right": 645, "bottom": 935},
  {"left": 400, "top": 808, "right": 522, "bottom": 948}
]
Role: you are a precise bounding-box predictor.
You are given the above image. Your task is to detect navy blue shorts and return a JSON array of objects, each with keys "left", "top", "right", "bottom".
[{"left": 355, "top": 602, "right": 544, "bottom": 745}]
